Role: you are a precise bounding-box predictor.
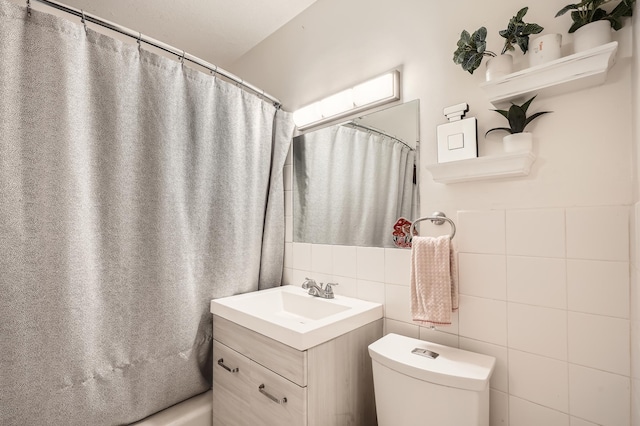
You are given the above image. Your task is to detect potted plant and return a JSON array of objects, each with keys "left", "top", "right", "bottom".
[
  {"left": 453, "top": 8, "right": 544, "bottom": 81},
  {"left": 453, "top": 26, "right": 497, "bottom": 75},
  {"left": 556, "top": 0, "right": 635, "bottom": 52},
  {"left": 485, "top": 95, "right": 552, "bottom": 152},
  {"left": 499, "top": 7, "right": 547, "bottom": 69},
  {"left": 498, "top": 7, "right": 544, "bottom": 55}
]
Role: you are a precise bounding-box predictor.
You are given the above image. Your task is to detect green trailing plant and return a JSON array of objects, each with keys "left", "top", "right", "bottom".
[
  {"left": 499, "top": 7, "right": 544, "bottom": 54},
  {"left": 485, "top": 95, "right": 552, "bottom": 136},
  {"left": 453, "top": 26, "right": 496, "bottom": 74},
  {"left": 556, "top": 0, "right": 635, "bottom": 33}
]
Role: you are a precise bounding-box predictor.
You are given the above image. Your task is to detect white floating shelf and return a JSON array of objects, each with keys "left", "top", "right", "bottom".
[
  {"left": 480, "top": 41, "right": 618, "bottom": 106},
  {"left": 425, "top": 151, "right": 536, "bottom": 184}
]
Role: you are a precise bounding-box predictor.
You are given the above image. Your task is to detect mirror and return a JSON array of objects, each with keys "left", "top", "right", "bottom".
[{"left": 293, "top": 100, "right": 419, "bottom": 248}]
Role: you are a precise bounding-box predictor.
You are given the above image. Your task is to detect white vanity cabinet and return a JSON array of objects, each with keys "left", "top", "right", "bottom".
[{"left": 212, "top": 315, "right": 383, "bottom": 426}]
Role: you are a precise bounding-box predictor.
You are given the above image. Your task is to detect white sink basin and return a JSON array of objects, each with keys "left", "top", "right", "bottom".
[{"left": 210, "top": 285, "right": 383, "bottom": 351}]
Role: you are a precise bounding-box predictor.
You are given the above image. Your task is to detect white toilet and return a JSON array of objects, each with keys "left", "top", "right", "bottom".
[{"left": 368, "top": 333, "right": 496, "bottom": 426}]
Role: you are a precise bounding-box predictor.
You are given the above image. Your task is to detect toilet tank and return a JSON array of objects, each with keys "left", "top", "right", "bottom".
[{"left": 368, "top": 334, "right": 496, "bottom": 426}]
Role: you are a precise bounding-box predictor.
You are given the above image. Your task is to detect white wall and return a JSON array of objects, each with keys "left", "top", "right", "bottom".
[
  {"left": 232, "top": 0, "right": 633, "bottom": 210},
  {"left": 233, "top": 0, "right": 635, "bottom": 425},
  {"left": 632, "top": 3, "right": 640, "bottom": 426}
]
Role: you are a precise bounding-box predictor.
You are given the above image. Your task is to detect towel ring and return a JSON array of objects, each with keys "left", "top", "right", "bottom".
[{"left": 410, "top": 211, "right": 456, "bottom": 240}]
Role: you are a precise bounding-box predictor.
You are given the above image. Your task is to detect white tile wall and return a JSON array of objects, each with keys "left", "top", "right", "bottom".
[
  {"left": 384, "top": 283, "right": 412, "bottom": 323},
  {"left": 333, "top": 276, "right": 357, "bottom": 297},
  {"left": 567, "top": 259, "right": 630, "bottom": 318},
  {"left": 569, "top": 417, "right": 599, "bottom": 426},
  {"left": 384, "top": 318, "right": 419, "bottom": 338},
  {"left": 356, "top": 247, "right": 385, "bottom": 282},
  {"left": 506, "top": 256, "right": 566, "bottom": 309},
  {"left": 457, "top": 210, "right": 505, "bottom": 254},
  {"left": 384, "top": 248, "right": 411, "bottom": 285},
  {"left": 356, "top": 279, "right": 385, "bottom": 304},
  {"left": 568, "top": 311, "right": 630, "bottom": 376},
  {"left": 285, "top": 218, "right": 293, "bottom": 244},
  {"left": 284, "top": 242, "right": 292, "bottom": 270},
  {"left": 632, "top": 377, "right": 640, "bottom": 426},
  {"left": 507, "top": 303, "right": 567, "bottom": 360},
  {"left": 419, "top": 325, "right": 459, "bottom": 347},
  {"left": 459, "top": 295, "right": 507, "bottom": 346},
  {"left": 509, "top": 396, "right": 569, "bottom": 426},
  {"left": 632, "top": 203, "right": 640, "bottom": 426},
  {"left": 569, "top": 364, "right": 631, "bottom": 425},
  {"left": 490, "top": 389, "right": 509, "bottom": 426},
  {"left": 311, "top": 244, "right": 333, "bottom": 274},
  {"left": 332, "top": 245, "right": 357, "bottom": 278},
  {"left": 459, "top": 253, "right": 506, "bottom": 300},
  {"left": 284, "top": 188, "right": 292, "bottom": 216},
  {"left": 506, "top": 209, "right": 565, "bottom": 258},
  {"left": 566, "top": 206, "right": 629, "bottom": 261},
  {"left": 508, "top": 349, "right": 569, "bottom": 412},
  {"left": 285, "top": 206, "right": 632, "bottom": 426}
]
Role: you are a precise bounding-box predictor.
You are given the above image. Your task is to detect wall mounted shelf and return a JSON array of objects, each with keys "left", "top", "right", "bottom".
[
  {"left": 425, "top": 151, "right": 536, "bottom": 184},
  {"left": 480, "top": 41, "right": 618, "bottom": 106}
]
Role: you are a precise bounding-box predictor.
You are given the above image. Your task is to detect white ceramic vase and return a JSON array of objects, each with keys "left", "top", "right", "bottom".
[
  {"left": 529, "top": 33, "right": 563, "bottom": 67},
  {"left": 485, "top": 54, "right": 513, "bottom": 81},
  {"left": 573, "top": 20, "right": 612, "bottom": 53},
  {"left": 503, "top": 132, "right": 533, "bottom": 153}
]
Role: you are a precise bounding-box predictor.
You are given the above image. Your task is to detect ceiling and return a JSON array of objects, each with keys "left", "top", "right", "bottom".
[{"left": 36, "top": 0, "right": 317, "bottom": 67}]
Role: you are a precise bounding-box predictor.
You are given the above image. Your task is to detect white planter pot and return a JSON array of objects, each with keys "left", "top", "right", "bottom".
[
  {"left": 485, "top": 54, "right": 513, "bottom": 81},
  {"left": 503, "top": 132, "right": 533, "bottom": 153},
  {"left": 573, "top": 20, "right": 612, "bottom": 53},
  {"left": 529, "top": 33, "right": 562, "bottom": 67}
]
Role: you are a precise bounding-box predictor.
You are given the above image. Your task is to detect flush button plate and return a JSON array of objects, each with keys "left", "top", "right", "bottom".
[{"left": 412, "top": 347, "right": 439, "bottom": 359}]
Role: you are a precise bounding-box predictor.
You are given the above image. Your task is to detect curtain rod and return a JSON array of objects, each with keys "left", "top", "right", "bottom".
[
  {"left": 28, "top": 0, "right": 282, "bottom": 107},
  {"left": 345, "top": 122, "right": 414, "bottom": 151}
]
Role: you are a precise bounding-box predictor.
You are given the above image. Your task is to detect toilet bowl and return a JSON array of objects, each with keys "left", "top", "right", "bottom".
[{"left": 368, "top": 333, "right": 495, "bottom": 426}]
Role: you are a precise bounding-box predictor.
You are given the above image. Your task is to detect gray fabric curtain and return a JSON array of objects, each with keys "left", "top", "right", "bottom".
[
  {"left": 0, "top": 1, "right": 294, "bottom": 425},
  {"left": 293, "top": 125, "right": 414, "bottom": 248}
]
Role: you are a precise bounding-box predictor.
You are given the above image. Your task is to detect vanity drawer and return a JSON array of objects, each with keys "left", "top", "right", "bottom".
[
  {"left": 212, "top": 340, "right": 252, "bottom": 426},
  {"left": 247, "top": 359, "right": 307, "bottom": 426},
  {"left": 213, "top": 315, "right": 307, "bottom": 386}
]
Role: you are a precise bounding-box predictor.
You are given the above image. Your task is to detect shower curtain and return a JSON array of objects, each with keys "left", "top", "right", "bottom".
[
  {"left": 294, "top": 125, "right": 414, "bottom": 247},
  {"left": 0, "top": 1, "right": 294, "bottom": 425}
]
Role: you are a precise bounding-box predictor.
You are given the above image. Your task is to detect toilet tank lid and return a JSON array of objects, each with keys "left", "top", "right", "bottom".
[{"left": 368, "top": 333, "right": 496, "bottom": 392}]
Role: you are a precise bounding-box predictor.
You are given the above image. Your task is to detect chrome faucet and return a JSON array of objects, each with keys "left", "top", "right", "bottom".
[{"left": 302, "top": 277, "right": 338, "bottom": 299}]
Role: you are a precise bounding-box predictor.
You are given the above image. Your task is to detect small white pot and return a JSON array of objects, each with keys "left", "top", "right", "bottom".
[
  {"left": 529, "top": 33, "right": 562, "bottom": 67},
  {"left": 485, "top": 54, "right": 513, "bottom": 81},
  {"left": 573, "top": 20, "right": 612, "bottom": 53},
  {"left": 503, "top": 132, "right": 533, "bottom": 153}
]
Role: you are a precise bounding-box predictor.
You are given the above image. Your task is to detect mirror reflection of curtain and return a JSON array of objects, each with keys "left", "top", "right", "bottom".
[{"left": 294, "top": 125, "right": 415, "bottom": 248}]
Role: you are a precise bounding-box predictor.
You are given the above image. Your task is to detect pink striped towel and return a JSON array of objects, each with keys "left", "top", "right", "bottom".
[{"left": 410, "top": 235, "right": 458, "bottom": 326}]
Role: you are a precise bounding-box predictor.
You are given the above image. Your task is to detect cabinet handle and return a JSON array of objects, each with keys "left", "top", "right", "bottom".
[
  {"left": 258, "top": 384, "right": 287, "bottom": 405},
  {"left": 217, "top": 358, "right": 239, "bottom": 373}
]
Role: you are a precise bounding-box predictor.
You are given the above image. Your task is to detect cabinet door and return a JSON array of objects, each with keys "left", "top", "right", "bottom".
[
  {"left": 213, "top": 315, "right": 307, "bottom": 386},
  {"left": 212, "top": 340, "right": 252, "bottom": 426},
  {"left": 248, "top": 360, "right": 307, "bottom": 426}
]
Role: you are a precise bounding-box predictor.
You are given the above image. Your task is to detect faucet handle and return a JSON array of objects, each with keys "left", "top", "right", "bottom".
[
  {"left": 324, "top": 282, "right": 339, "bottom": 295},
  {"left": 302, "top": 277, "right": 316, "bottom": 289}
]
